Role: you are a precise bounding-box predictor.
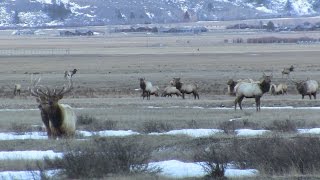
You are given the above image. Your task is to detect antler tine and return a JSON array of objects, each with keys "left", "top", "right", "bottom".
[
  {"left": 57, "top": 78, "right": 73, "bottom": 96},
  {"left": 29, "top": 76, "right": 42, "bottom": 97},
  {"left": 29, "top": 76, "right": 53, "bottom": 98}
]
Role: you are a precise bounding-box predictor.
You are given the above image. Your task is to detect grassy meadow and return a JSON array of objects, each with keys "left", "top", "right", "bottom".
[{"left": 0, "top": 28, "right": 320, "bottom": 179}]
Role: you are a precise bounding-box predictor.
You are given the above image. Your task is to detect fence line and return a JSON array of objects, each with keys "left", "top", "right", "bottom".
[{"left": 0, "top": 48, "right": 70, "bottom": 56}]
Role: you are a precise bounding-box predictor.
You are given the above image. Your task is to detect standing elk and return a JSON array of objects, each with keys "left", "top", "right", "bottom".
[
  {"left": 170, "top": 78, "right": 199, "bottom": 99},
  {"left": 270, "top": 83, "right": 288, "bottom": 95},
  {"left": 13, "top": 84, "right": 21, "bottom": 96},
  {"left": 292, "top": 79, "right": 318, "bottom": 99},
  {"left": 234, "top": 73, "right": 272, "bottom": 112},
  {"left": 139, "top": 78, "right": 153, "bottom": 100},
  {"left": 282, "top": 65, "right": 294, "bottom": 78},
  {"left": 142, "top": 86, "right": 159, "bottom": 99},
  {"left": 64, "top": 69, "right": 78, "bottom": 79},
  {"left": 30, "top": 78, "right": 76, "bottom": 139}
]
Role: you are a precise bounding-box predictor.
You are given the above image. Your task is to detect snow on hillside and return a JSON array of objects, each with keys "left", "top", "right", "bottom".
[{"left": 0, "top": 0, "right": 319, "bottom": 28}]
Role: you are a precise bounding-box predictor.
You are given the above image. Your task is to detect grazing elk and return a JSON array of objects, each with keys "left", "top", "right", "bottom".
[
  {"left": 161, "top": 86, "right": 182, "bottom": 97},
  {"left": 292, "top": 79, "right": 318, "bottom": 99},
  {"left": 139, "top": 78, "right": 153, "bottom": 100},
  {"left": 142, "top": 86, "right": 159, "bottom": 99},
  {"left": 170, "top": 78, "right": 199, "bottom": 99},
  {"left": 234, "top": 73, "right": 272, "bottom": 112},
  {"left": 13, "top": 84, "right": 21, "bottom": 96},
  {"left": 30, "top": 78, "right": 76, "bottom": 139},
  {"left": 227, "top": 79, "right": 255, "bottom": 96},
  {"left": 64, "top": 69, "right": 78, "bottom": 79},
  {"left": 270, "top": 83, "right": 288, "bottom": 95},
  {"left": 282, "top": 65, "right": 294, "bottom": 78}
]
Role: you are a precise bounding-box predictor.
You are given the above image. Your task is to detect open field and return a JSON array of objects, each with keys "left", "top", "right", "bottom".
[{"left": 1, "top": 29, "right": 320, "bottom": 178}]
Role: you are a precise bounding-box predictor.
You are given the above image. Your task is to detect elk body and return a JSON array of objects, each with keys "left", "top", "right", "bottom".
[
  {"left": 161, "top": 86, "right": 182, "bottom": 97},
  {"left": 227, "top": 79, "right": 254, "bottom": 96},
  {"left": 171, "top": 78, "right": 199, "bottom": 99},
  {"left": 64, "top": 69, "right": 77, "bottom": 79},
  {"left": 270, "top": 83, "right": 288, "bottom": 95},
  {"left": 139, "top": 78, "right": 153, "bottom": 100},
  {"left": 142, "top": 86, "right": 159, "bottom": 99},
  {"left": 30, "top": 78, "right": 76, "bottom": 139},
  {"left": 234, "top": 74, "right": 272, "bottom": 112},
  {"left": 293, "top": 79, "right": 318, "bottom": 99},
  {"left": 282, "top": 65, "right": 294, "bottom": 78},
  {"left": 13, "top": 84, "right": 21, "bottom": 96}
]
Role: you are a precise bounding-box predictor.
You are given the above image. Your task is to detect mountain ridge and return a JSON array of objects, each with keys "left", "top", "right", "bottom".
[{"left": 0, "top": 0, "right": 319, "bottom": 28}]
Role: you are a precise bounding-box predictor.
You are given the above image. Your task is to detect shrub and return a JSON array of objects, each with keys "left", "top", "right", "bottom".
[
  {"left": 10, "top": 122, "right": 32, "bottom": 133},
  {"left": 218, "top": 119, "right": 259, "bottom": 134},
  {"left": 77, "top": 114, "right": 117, "bottom": 131},
  {"left": 194, "top": 144, "right": 230, "bottom": 179},
  {"left": 186, "top": 120, "right": 198, "bottom": 129},
  {"left": 266, "top": 119, "right": 297, "bottom": 132},
  {"left": 77, "top": 114, "right": 96, "bottom": 125},
  {"left": 45, "top": 138, "right": 158, "bottom": 179},
  {"left": 242, "top": 136, "right": 320, "bottom": 175},
  {"left": 141, "top": 121, "right": 173, "bottom": 133}
]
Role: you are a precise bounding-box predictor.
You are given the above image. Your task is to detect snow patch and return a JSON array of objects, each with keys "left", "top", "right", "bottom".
[
  {"left": 0, "top": 150, "right": 63, "bottom": 160},
  {"left": 150, "top": 129, "right": 224, "bottom": 137},
  {"left": 236, "top": 129, "right": 271, "bottom": 136}
]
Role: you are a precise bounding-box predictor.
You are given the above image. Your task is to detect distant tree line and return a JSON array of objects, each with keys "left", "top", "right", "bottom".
[{"left": 43, "top": 0, "right": 71, "bottom": 20}]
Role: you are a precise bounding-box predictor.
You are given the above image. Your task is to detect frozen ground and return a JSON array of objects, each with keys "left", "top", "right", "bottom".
[{"left": 1, "top": 127, "right": 319, "bottom": 179}]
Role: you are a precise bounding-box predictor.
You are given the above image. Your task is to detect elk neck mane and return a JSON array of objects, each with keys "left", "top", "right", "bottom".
[{"left": 259, "top": 79, "right": 271, "bottom": 94}]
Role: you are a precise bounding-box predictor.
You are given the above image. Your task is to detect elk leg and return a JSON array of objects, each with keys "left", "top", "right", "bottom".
[
  {"left": 193, "top": 92, "right": 199, "bottom": 99},
  {"left": 313, "top": 93, "right": 317, "bottom": 99},
  {"left": 308, "top": 94, "right": 311, "bottom": 100},
  {"left": 238, "top": 96, "right": 244, "bottom": 110},
  {"left": 255, "top": 97, "right": 261, "bottom": 112},
  {"left": 182, "top": 93, "right": 185, "bottom": 99},
  {"left": 40, "top": 108, "right": 52, "bottom": 138},
  {"left": 235, "top": 96, "right": 244, "bottom": 111}
]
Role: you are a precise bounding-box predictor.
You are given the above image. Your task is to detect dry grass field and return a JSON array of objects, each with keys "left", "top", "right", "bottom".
[{"left": 1, "top": 28, "right": 320, "bottom": 178}]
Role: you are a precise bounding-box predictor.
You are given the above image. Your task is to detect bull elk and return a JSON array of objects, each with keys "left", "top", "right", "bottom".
[
  {"left": 291, "top": 79, "right": 318, "bottom": 99},
  {"left": 234, "top": 73, "right": 272, "bottom": 112},
  {"left": 30, "top": 78, "right": 76, "bottom": 139}
]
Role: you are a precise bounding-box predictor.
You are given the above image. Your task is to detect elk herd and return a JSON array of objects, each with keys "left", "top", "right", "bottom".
[
  {"left": 6, "top": 65, "right": 320, "bottom": 139},
  {"left": 140, "top": 65, "right": 319, "bottom": 113}
]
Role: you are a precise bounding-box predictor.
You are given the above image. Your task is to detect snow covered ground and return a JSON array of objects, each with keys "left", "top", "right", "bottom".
[
  {"left": 1, "top": 125, "right": 319, "bottom": 141},
  {"left": 0, "top": 113, "right": 319, "bottom": 179},
  {"left": 0, "top": 158, "right": 258, "bottom": 179},
  {"left": 0, "top": 128, "right": 273, "bottom": 140},
  {"left": 0, "top": 127, "right": 272, "bottom": 179}
]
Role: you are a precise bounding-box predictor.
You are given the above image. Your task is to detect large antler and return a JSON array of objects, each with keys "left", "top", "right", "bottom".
[
  {"left": 29, "top": 76, "right": 73, "bottom": 98},
  {"left": 55, "top": 78, "right": 73, "bottom": 97},
  {"left": 29, "top": 77, "right": 51, "bottom": 98}
]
